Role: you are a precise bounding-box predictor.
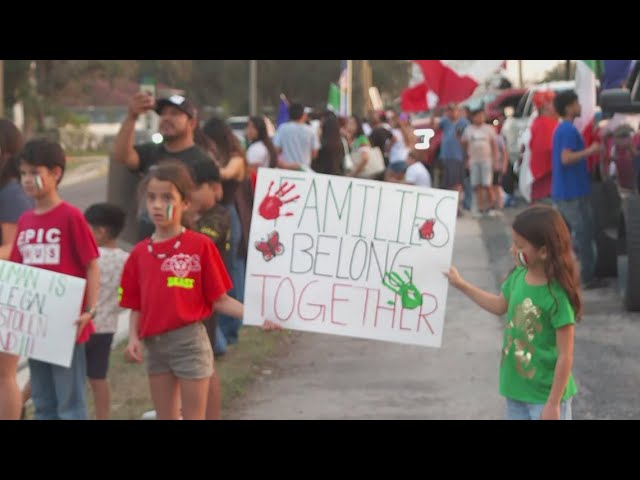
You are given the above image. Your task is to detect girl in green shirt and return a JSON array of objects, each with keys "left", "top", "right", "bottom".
[{"left": 444, "top": 205, "right": 581, "bottom": 420}]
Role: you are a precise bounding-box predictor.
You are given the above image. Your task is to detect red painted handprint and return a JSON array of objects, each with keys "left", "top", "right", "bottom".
[
  {"left": 258, "top": 181, "right": 300, "bottom": 220},
  {"left": 418, "top": 219, "right": 436, "bottom": 240}
]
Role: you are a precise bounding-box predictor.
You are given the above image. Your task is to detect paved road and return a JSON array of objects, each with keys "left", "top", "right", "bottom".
[
  {"left": 228, "top": 216, "right": 505, "bottom": 420},
  {"left": 228, "top": 209, "right": 640, "bottom": 420},
  {"left": 60, "top": 175, "right": 108, "bottom": 212},
  {"left": 478, "top": 211, "right": 640, "bottom": 420}
]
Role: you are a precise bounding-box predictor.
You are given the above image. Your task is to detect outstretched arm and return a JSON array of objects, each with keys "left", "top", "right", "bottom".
[{"left": 444, "top": 266, "right": 508, "bottom": 316}]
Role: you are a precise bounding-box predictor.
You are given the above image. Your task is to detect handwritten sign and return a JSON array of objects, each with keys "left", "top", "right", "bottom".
[
  {"left": 244, "top": 169, "right": 459, "bottom": 348},
  {"left": 0, "top": 260, "right": 86, "bottom": 367}
]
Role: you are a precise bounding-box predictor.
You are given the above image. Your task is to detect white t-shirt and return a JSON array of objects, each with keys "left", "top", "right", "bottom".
[
  {"left": 461, "top": 124, "right": 496, "bottom": 164},
  {"left": 389, "top": 128, "right": 409, "bottom": 164},
  {"left": 405, "top": 162, "right": 432, "bottom": 188},
  {"left": 246, "top": 140, "right": 270, "bottom": 168},
  {"left": 95, "top": 247, "right": 129, "bottom": 333}
]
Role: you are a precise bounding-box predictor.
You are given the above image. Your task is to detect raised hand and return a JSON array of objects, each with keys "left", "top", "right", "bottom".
[
  {"left": 128, "top": 92, "right": 155, "bottom": 119},
  {"left": 258, "top": 181, "right": 300, "bottom": 220}
]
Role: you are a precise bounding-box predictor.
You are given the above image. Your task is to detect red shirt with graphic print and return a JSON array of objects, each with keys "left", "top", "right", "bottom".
[
  {"left": 9, "top": 201, "right": 100, "bottom": 344},
  {"left": 119, "top": 229, "right": 232, "bottom": 339}
]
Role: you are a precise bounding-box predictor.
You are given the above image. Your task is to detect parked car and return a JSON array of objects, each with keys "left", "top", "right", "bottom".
[
  {"left": 598, "top": 66, "right": 640, "bottom": 311},
  {"left": 462, "top": 88, "right": 526, "bottom": 130},
  {"left": 227, "top": 116, "right": 249, "bottom": 146}
]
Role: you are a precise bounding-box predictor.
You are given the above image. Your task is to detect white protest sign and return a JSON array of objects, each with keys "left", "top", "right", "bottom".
[
  {"left": 244, "top": 169, "right": 458, "bottom": 348},
  {"left": 0, "top": 260, "right": 86, "bottom": 367}
]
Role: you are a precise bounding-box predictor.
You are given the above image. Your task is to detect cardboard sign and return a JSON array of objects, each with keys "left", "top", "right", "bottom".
[
  {"left": 0, "top": 260, "right": 86, "bottom": 367},
  {"left": 244, "top": 169, "right": 459, "bottom": 348}
]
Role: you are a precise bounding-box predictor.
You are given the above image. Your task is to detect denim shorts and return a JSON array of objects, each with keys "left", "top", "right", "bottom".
[
  {"left": 143, "top": 322, "right": 213, "bottom": 379},
  {"left": 505, "top": 397, "right": 573, "bottom": 420}
]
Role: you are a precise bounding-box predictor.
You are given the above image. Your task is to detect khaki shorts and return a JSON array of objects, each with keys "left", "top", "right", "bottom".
[
  {"left": 143, "top": 322, "right": 214, "bottom": 379},
  {"left": 470, "top": 161, "right": 493, "bottom": 187}
]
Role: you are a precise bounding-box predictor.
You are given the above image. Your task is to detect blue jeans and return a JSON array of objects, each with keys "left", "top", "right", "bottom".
[
  {"left": 29, "top": 343, "right": 88, "bottom": 420},
  {"left": 556, "top": 196, "right": 597, "bottom": 284},
  {"left": 218, "top": 203, "right": 246, "bottom": 346},
  {"left": 505, "top": 397, "right": 573, "bottom": 420}
]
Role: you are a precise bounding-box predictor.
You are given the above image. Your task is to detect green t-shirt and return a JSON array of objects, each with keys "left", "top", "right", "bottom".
[
  {"left": 351, "top": 134, "right": 370, "bottom": 151},
  {"left": 500, "top": 267, "right": 578, "bottom": 403}
]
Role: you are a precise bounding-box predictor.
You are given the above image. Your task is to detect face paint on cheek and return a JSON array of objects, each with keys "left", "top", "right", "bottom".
[
  {"left": 166, "top": 203, "right": 174, "bottom": 221},
  {"left": 517, "top": 251, "right": 528, "bottom": 267},
  {"left": 34, "top": 175, "right": 44, "bottom": 191}
]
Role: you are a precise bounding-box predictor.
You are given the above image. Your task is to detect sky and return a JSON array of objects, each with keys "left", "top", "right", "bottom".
[{"left": 504, "top": 60, "right": 565, "bottom": 85}]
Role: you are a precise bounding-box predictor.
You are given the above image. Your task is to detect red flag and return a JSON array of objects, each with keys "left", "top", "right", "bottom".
[
  {"left": 401, "top": 82, "right": 429, "bottom": 112},
  {"left": 413, "top": 60, "right": 504, "bottom": 107}
]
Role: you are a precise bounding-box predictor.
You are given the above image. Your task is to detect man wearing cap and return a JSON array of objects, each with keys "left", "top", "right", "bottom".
[{"left": 112, "top": 92, "right": 214, "bottom": 239}]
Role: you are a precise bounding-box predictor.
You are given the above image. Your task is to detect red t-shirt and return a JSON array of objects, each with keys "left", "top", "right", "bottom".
[
  {"left": 119, "top": 229, "right": 232, "bottom": 339},
  {"left": 529, "top": 116, "right": 557, "bottom": 201},
  {"left": 9, "top": 201, "right": 99, "bottom": 344}
]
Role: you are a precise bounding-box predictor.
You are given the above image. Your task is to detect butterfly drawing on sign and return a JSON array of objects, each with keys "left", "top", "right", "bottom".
[
  {"left": 255, "top": 231, "right": 285, "bottom": 262},
  {"left": 418, "top": 219, "right": 436, "bottom": 240}
]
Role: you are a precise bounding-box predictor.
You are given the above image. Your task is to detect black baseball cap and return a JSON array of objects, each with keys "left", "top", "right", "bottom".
[{"left": 155, "top": 94, "right": 197, "bottom": 118}]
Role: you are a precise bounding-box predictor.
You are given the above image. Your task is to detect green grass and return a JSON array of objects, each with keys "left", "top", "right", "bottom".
[
  {"left": 89, "top": 326, "right": 295, "bottom": 420},
  {"left": 25, "top": 326, "right": 295, "bottom": 420}
]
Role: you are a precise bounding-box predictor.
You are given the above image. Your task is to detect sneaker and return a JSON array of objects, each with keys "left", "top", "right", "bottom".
[{"left": 141, "top": 409, "right": 157, "bottom": 420}]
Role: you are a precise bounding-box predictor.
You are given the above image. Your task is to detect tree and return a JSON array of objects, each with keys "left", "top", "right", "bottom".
[{"left": 542, "top": 61, "right": 576, "bottom": 82}]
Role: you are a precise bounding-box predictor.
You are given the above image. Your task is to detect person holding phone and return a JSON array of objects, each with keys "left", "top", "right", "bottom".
[{"left": 112, "top": 92, "right": 214, "bottom": 240}]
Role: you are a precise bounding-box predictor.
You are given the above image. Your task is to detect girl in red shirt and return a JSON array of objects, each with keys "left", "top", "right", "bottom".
[{"left": 119, "top": 160, "right": 246, "bottom": 420}]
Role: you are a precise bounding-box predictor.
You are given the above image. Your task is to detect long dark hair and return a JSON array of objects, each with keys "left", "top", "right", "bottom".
[
  {"left": 0, "top": 119, "right": 25, "bottom": 188},
  {"left": 512, "top": 205, "right": 582, "bottom": 320},
  {"left": 248, "top": 115, "right": 278, "bottom": 168},
  {"left": 314, "top": 111, "right": 343, "bottom": 175},
  {"left": 202, "top": 117, "right": 245, "bottom": 168}
]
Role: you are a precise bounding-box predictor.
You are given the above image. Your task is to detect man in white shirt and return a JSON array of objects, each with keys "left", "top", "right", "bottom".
[{"left": 405, "top": 150, "right": 432, "bottom": 188}]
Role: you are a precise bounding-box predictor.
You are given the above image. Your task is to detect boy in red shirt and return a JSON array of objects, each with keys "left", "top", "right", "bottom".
[{"left": 10, "top": 139, "right": 100, "bottom": 420}]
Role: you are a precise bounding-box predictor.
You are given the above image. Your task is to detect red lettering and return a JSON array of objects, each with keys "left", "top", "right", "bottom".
[
  {"left": 0, "top": 331, "right": 17, "bottom": 351},
  {"left": 354, "top": 286, "right": 376, "bottom": 326},
  {"left": 375, "top": 290, "right": 396, "bottom": 329},
  {"left": 399, "top": 305, "right": 412, "bottom": 331},
  {"left": 250, "top": 274, "right": 282, "bottom": 316},
  {"left": 298, "top": 280, "right": 326, "bottom": 322},
  {"left": 417, "top": 293, "right": 437, "bottom": 335},
  {"left": 274, "top": 277, "right": 295, "bottom": 322},
  {"left": 330, "top": 283, "right": 351, "bottom": 326}
]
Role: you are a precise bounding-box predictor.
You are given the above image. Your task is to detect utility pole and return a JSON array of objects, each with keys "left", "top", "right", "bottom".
[
  {"left": 347, "top": 60, "right": 353, "bottom": 117},
  {"left": 249, "top": 60, "right": 257, "bottom": 116},
  {"left": 0, "top": 60, "right": 4, "bottom": 117},
  {"left": 518, "top": 60, "right": 524, "bottom": 88},
  {"left": 566, "top": 60, "right": 571, "bottom": 80}
]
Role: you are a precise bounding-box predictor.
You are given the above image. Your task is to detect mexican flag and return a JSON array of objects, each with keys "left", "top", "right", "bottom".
[
  {"left": 412, "top": 60, "right": 505, "bottom": 107},
  {"left": 574, "top": 60, "right": 602, "bottom": 137}
]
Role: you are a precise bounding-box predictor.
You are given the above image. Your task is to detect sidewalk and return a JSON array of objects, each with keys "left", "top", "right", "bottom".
[
  {"left": 227, "top": 216, "right": 505, "bottom": 420},
  {"left": 60, "top": 156, "right": 109, "bottom": 188}
]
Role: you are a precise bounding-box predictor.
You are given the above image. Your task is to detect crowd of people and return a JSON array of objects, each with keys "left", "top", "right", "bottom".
[{"left": 0, "top": 84, "right": 613, "bottom": 420}]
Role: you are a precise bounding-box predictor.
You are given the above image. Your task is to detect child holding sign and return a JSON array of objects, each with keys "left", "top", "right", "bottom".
[
  {"left": 84, "top": 203, "right": 129, "bottom": 420},
  {"left": 444, "top": 205, "right": 580, "bottom": 420},
  {"left": 119, "top": 159, "right": 272, "bottom": 420},
  {"left": 10, "top": 138, "right": 100, "bottom": 420}
]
